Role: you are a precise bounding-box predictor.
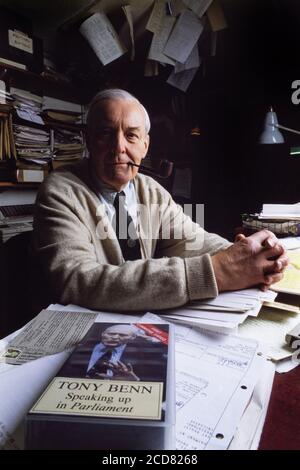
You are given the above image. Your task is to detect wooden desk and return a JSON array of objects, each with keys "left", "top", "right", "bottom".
[{"left": 259, "top": 365, "right": 300, "bottom": 450}]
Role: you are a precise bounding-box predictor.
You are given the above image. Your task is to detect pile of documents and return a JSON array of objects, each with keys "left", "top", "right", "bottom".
[
  {"left": 0, "top": 305, "right": 278, "bottom": 450},
  {"left": 269, "top": 249, "right": 300, "bottom": 297},
  {"left": 162, "top": 288, "right": 277, "bottom": 333},
  {"left": 259, "top": 203, "right": 300, "bottom": 220},
  {"left": 13, "top": 125, "right": 51, "bottom": 162},
  {"left": 10, "top": 87, "right": 51, "bottom": 182},
  {"left": 11, "top": 88, "right": 45, "bottom": 128},
  {"left": 52, "top": 128, "right": 84, "bottom": 169}
]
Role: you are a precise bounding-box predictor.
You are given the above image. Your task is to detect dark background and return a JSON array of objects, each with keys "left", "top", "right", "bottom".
[{"left": 1, "top": 0, "right": 300, "bottom": 239}]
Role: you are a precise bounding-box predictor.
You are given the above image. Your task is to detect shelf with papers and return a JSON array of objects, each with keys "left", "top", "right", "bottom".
[
  {"left": 0, "top": 69, "right": 86, "bottom": 184},
  {"left": 0, "top": 63, "right": 85, "bottom": 103}
]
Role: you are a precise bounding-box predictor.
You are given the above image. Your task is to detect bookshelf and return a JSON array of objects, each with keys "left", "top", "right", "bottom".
[{"left": 0, "top": 61, "right": 86, "bottom": 184}]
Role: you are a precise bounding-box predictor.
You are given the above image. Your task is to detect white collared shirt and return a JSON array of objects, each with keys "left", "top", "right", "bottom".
[{"left": 93, "top": 177, "right": 138, "bottom": 228}]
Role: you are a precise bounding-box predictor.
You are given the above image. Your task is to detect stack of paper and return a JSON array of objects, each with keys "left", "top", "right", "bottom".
[
  {"left": 172, "top": 322, "right": 274, "bottom": 450},
  {"left": 162, "top": 288, "right": 277, "bottom": 333}
]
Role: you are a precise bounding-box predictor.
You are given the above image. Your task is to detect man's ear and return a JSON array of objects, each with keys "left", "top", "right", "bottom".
[{"left": 142, "top": 135, "right": 150, "bottom": 159}]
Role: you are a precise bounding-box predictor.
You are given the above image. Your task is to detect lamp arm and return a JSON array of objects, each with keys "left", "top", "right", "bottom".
[{"left": 275, "top": 124, "right": 300, "bottom": 136}]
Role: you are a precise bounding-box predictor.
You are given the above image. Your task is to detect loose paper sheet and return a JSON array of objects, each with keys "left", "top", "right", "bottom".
[
  {"left": 174, "top": 43, "right": 200, "bottom": 73},
  {"left": 238, "top": 307, "right": 299, "bottom": 361},
  {"left": 206, "top": 0, "right": 228, "bottom": 32},
  {"left": 167, "top": 67, "right": 198, "bottom": 92},
  {"left": 148, "top": 15, "right": 176, "bottom": 65},
  {"left": 164, "top": 9, "right": 204, "bottom": 64},
  {"left": 122, "top": 5, "right": 135, "bottom": 61},
  {"left": 0, "top": 309, "right": 98, "bottom": 364},
  {"left": 79, "top": 12, "right": 126, "bottom": 66},
  {"left": 146, "top": 0, "right": 166, "bottom": 33}
]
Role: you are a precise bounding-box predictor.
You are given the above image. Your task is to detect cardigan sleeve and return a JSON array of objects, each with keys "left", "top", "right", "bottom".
[{"left": 33, "top": 173, "right": 231, "bottom": 312}]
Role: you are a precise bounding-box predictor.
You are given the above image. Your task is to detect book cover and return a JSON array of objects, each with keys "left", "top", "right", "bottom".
[{"left": 25, "top": 322, "right": 175, "bottom": 450}]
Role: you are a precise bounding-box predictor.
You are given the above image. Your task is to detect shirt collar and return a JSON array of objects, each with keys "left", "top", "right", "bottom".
[{"left": 91, "top": 172, "right": 133, "bottom": 204}]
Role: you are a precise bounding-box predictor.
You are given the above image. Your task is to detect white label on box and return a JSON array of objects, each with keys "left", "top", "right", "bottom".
[
  {"left": 8, "top": 30, "right": 33, "bottom": 54},
  {"left": 30, "top": 378, "right": 163, "bottom": 420},
  {"left": 18, "top": 170, "right": 44, "bottom": 183}
]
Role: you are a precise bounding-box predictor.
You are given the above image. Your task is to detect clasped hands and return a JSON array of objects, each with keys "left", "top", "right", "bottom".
[
  {"left": 95, "top": 360, "right": 140, "bottom": 381},
  {"left": 212, "top": 229, "right": 289, "bottom": 292}
]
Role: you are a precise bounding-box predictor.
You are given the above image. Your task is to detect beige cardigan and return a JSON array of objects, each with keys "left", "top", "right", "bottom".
[{"left": 32, "top": 160, "right": 230, "bottom": 312}]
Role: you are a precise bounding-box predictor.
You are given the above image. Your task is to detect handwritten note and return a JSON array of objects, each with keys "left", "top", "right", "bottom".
[
  {"left": 164, "top": 9, "right": 204, "bottom": 63},
  {"left": 146, "top": 0, "right": 165, "bottom": 33},
  {"left": 79, "top": 12, "right": 126, "bottom": 66},
  {"left": 148, "top": 16, "right": 176, "bottom": 65}
]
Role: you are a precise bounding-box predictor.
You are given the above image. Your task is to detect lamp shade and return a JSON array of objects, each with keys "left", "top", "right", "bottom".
[{"left": 259, "top": 109, "right": 284, "bottom": 144}]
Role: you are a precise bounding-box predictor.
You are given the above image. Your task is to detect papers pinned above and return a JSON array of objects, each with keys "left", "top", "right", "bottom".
[
  {"left": 182, "top": 0, "right": 214, "bottom": 18},
  {"left": 167, "top": 67, "right": 198, "bottom": 92},
  {"left": 79, "top": 12, "right": 126, "bottom": 66},
  {"left": 122, "top": 5, "right": 135, "bottom": 61},
  {"left": 163, "top": 289, "right": 278, "bottom": 334},
  {"left": 206, "top": 0, "right": 228, "bottom": 32},
  {"left": 146, "top": 5, "right": 203, "bottom": 91},
  {"left": 174, "top": 42, "right": 200, "bottom": 73},
  {"left": 146, "top": 0, "right": 166, "bottom": 33},
  {"left": 164, "top": 9, "right": 204, "bottom": 64}
]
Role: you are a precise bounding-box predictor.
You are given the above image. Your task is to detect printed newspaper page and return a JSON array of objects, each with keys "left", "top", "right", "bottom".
[{"left": 0, "top": 309, "right": 98, "bottom": 364}]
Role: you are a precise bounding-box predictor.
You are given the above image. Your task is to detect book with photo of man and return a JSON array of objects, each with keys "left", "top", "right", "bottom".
[{"left": 25, "top": 322, "right": 175, "bottom": 450}]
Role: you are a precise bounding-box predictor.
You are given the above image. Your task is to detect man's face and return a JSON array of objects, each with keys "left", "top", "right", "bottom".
[
  {"left": 101, "top": 328, "right": 135, "bottom": 347},
  {"left": 87, "top": 98, "right": 149, "bottom": 191}
]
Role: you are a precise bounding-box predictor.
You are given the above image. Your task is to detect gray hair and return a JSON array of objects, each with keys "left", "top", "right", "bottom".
[{"left": 86, "top": 88, "right": 151, "bottom": 135}]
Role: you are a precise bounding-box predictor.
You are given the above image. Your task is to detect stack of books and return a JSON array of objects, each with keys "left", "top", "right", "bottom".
[
  {"left": 10, "top": 88, "right": 51, "bottom": 182},
  {"left": 242, "top": 203, "right": 300, "bottom": 237},
  {"left": 52, "top": 128, "right": 85, "bottom": 170},
  {"left": 0, "top": 189, "right": 36, "bottom": 242}
]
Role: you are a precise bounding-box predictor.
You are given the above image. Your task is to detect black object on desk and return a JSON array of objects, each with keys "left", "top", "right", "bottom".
[{"left": 0, "top": 231, "right": 33, "bottom": 337}]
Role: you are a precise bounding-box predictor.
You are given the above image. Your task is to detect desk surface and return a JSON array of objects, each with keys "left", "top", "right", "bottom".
[
  {"left": 258, "top": 292, "right": 300, "bottom": 450},
  {"left": 259, "top": 365, "right": 300, "bottom": 450}
]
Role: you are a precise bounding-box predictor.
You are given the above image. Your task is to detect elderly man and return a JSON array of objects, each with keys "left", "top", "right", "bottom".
[
  {"left": 32, "top": 89, "right": 288, "bottom": 313},
  {"left": 86, "top": 324, "right": 140, "bottom": 380}
]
